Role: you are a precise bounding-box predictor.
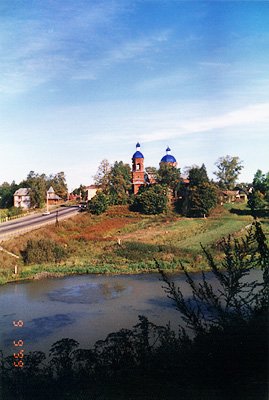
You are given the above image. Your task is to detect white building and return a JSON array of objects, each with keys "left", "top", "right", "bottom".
[
  {"left": 14, "top": 188, "right": 31, "bottom": 209},
  {"left": 86, "top": 185, "right": 100, "bottom": 200}
]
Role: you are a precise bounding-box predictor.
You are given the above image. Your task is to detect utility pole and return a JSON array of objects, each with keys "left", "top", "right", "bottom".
[{"left": 55, "top": 210, "right": 59, "bottom": 227}]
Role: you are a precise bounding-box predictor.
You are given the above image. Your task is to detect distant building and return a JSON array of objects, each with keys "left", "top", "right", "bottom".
[
  {"left": 132, "top": 143, "right": 145, "bottom": 195},
  {"left": 14, "top": 188, "right": 31, "bottom": 209},
  {"left": 218, "top": 190, "right": 248, "bottom": 204},
  {"left": 131, "top": 143, "right": 178, "bottom": 194},
  {"left": 86, "top": 185, "right": 100, "bottom": 201},
  {"left": 68, "top": 193, "right": 81, "bottom": 202},
  {"left": 47, "top": 186, "right": 62, "bottom": 205}
]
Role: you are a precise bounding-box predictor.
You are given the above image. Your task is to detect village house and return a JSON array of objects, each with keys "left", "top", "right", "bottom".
[
  {"left": 47, "top": 186, "right": 63, "bottom": 205},
  {"left": 86, "top": 185, "right": 100, "bottom": 201},
  {"left": 13, "top": 188, "right": 31, "bottom": 209},
  {"left": 218, "top": 189, "right": 248, "bottom": 204}
]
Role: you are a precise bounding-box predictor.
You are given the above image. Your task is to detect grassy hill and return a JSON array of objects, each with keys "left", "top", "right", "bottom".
[{"left": 0, "top": 203, "right": 267, "bottom": 284}]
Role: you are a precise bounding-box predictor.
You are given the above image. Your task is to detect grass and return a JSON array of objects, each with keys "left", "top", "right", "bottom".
[{"left": 0, "top": 203, "right": 267, "bottom": 285}]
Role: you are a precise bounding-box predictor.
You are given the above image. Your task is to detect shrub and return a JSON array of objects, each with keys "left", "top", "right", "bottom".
[
  {"left": 22, "top": 239, "right": 69, "bottom": 264},
  {"left": 88, "top": 192, "right": 109, "bottom": 215},
  {"left": 131, "top": 184, "right": 168, "bottom": 214},
  {"left": 7, "top": 206, "right": 24, "bottom": 217}
]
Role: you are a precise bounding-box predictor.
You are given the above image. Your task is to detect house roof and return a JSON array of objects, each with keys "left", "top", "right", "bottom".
[
  {"left": 48, "top": 194, "right": 62, "bottom": 200},
  {"left": 86, "top": 185, "right": 99, "bottom": 189},
  {"left": 220, "top": 190, "right": 238, "bottom": 196},
  {"left": 14, "top": 188, "right": 30, "bottom": 196}
]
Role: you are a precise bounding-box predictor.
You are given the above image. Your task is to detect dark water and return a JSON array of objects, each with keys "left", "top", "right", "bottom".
[{"left": 0, "top": 271, "right": 262, "bottom": 357}]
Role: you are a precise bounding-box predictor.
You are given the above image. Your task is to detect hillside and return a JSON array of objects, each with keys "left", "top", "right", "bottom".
[{"left": 0, "top": 203, "right": 266, "bottom": 284}]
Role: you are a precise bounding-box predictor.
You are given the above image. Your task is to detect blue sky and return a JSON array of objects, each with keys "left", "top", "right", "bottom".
[{"left": 1, "top": 0, "right": 268, "bottom": 190}]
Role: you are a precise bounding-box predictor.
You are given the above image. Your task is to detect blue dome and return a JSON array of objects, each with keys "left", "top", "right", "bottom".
[
  {"left": 161, "top": 154, "right": 177, "bottom": 163},
  {"left": 132, "top": 150, "right": 144, "bottom": 159}
]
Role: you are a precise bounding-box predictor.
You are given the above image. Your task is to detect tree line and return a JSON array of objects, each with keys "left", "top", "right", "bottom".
[
  {"left": 87, "top": 155, "right": 265, "bottom": 217},
  {"left": 0, "top": 171, "right": 68, "bottom": 210}
]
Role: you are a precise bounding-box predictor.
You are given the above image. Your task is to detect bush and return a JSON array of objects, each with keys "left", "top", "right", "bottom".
[
  {"left": 88, "top": 192, "right": 109, "bottom": 215},
  {"left": 7, "top": 206, "right": 24, "bottom": 217},
  {"left": 22, "top": 239, "right": 69, "bottom": 264},
  {"left": 131, "top": 184, "right": 168, "bottom": 214}
]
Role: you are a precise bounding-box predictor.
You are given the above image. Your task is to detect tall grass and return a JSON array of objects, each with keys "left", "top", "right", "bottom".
[{"left": 0, "top": 203, "right": 266, "bottom": 284}]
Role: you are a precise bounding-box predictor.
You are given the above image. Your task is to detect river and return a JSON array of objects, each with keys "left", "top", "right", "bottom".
[{"left": 0, "top": 270, "right": 262, "bottom": 357}]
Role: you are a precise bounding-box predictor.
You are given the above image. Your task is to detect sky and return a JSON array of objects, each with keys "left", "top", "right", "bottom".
[{"left": 0, "top": 0, "right": 269, "bottom": 191}]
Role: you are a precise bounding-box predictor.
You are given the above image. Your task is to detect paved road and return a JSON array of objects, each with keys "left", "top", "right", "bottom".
[{"left": 0, "top": 206, "right": 80, "bottom": 241}]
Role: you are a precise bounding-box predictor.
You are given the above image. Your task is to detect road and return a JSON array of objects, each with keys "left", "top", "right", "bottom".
[{"left": 0, "top": 206, "right": 80, "bottom": 241}]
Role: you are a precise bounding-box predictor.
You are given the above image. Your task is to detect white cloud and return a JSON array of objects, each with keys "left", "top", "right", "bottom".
[{"left": 140, "top": 103, "right": 269, "bottom": 142}]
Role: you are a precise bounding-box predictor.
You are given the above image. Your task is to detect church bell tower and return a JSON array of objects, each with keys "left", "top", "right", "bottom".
[{"left": 132, "top": 143, "right": 145, "bottom": 195}]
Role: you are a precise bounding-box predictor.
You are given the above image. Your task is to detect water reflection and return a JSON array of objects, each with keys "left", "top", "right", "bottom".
[
  {"left": 0, "top": 270, "right": 262, "bottom": 357},
  {"left": 47, "top": 282, "right": 130, "bottom": 304}
]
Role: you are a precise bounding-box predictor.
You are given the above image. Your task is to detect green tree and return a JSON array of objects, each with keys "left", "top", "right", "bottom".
[
  {"left": 71, "top": 184, "right": 87, "bottom": 201},
  {"left": 248, "top": 169, "right": 269, "bottom": 213},
  {"left": 188, "top": 164, "right": 209, "bottom": 187},
  {"left": 248, "top": 190, "right": 266, "bottom": 211},
  {"left": 22, "top": 239, "right": 68, "bottom": 264},
  {"left": 157, "top": 164, "right": 181, "bottom": 194},
  {"left": 214, "top": 155, "right": 243, "bottom": 189},
  {"left": 177, "top": 164, "right": 217, "bottom": 217},
  {"left": 187, "top": 182, "right": 217, "bottom": 217},
  {"left": 108, "top": 161, "right": 132, "bottom": 205},
  {"left": 21, "top": 171, "right": 47, "bottom": 208},
  {"left": 0, "top": 181, "right": 18, "bottom": 208},
  {"left": 252, "top": 169, "right": 269, "bottom": 201},
  {"left": 93, "top": 159, "right": 111, "bottom": 194},
  {"left": 145, "top": 166, "right": 158, "bottom": 183},
  {"left": 88, "top": 192, "right": 109, "bottom": 215},
  {"left": 48, "top": 172, "right": 68, "bottom": 200},
  {"left": 131, "top": 184, "right": 168, "bottom": 214}
]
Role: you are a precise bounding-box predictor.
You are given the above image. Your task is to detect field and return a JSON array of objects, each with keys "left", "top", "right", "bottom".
[{"left": 0, "top": 203, "right": 268, "bottom": 284}]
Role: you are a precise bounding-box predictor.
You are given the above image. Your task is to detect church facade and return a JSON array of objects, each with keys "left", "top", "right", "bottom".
[{"left": 131, "top": 143, "right": 178, "bottom": 194}]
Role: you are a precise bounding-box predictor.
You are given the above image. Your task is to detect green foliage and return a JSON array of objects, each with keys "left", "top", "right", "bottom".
[
  {"left": 177, "top": 164, "right": 217, "bottom": 217},
  {"left": 160, "top": 219, "right": 268, "bottom": 334},
  {"left": 187, "top": 182, "right": 218, "bottom": 217},
  {"left": 188, "top": 163, "right": 209, "bottom": 187},
  {"left": 214, "top": 155, "right": 244, "bottom": 189},
  {"left": 248, "top": 190, "right": 266, "bottom": 211},
  {"left": 21, "top": 171, "right": 47, "bottom": 208},
  {"left": 94, "top": 160, "right": 132, "bottom": 205},
  {"left": 252, "top": 169, "right": 269, "bottom": 195},
  {"left": 93, "top": 159, "right": 111, "bottom": 194},
  {"left": 145, "top": 166, "right": 158, "bottom": 182},
  {"left": 157, "top": 163, "right": 181, "bottom": 193},
  {"left": 131, "top": 184, "right": 168, "bottom": 214},
  {"left": 108, "top": 161, "right": 132, "bottom": 204},
  {"left": 20, "top": 170, "right": 68, "bottom": 208},
  {"left": 7, "top": 206, "right": 24, "bottom": 217},
  {"left": 248, "top": 169, "right": 269, "bottom": 213},
  {"left": 88, "top": 192, "right": 109, "bottom": 215},
  {"left": 22, "top": 239, "right": 69, "bottom": 264},
  {"left": 48, "top": 171, "right": 68, "bottom": 200},
  {"left": 0, "top": 181, "right": 18, "bottom": 208},
  {"left": 71, "top": 184, "right": 87, "bottom": 200}
]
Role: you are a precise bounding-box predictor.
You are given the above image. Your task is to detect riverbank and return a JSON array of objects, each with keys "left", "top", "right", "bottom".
[{"left": 0, "top": 203, "right": 263, "bottom": 285}]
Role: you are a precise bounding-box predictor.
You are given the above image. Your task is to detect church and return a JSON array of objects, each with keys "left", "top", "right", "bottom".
[{"left": 131, "top": 143, "right": 178, "bottom": 194}]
